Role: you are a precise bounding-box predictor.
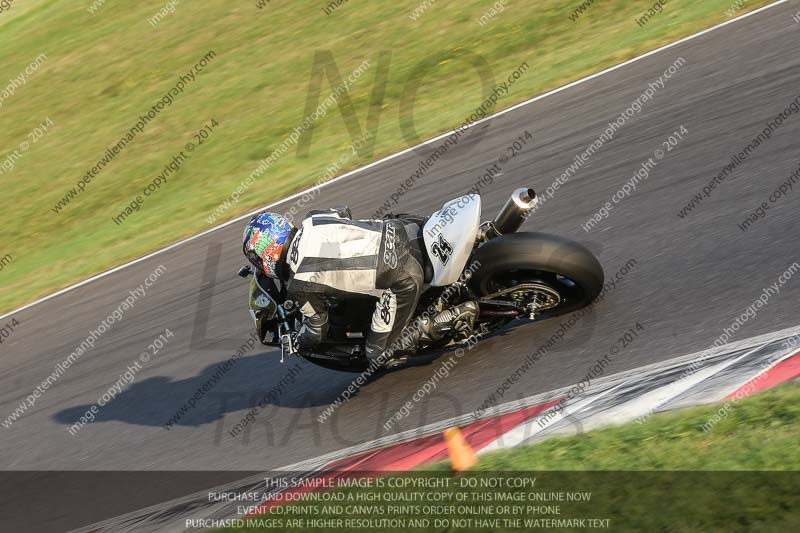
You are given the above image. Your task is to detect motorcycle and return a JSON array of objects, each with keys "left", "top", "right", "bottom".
[{"left": 238, "top": 188, "right": 604, "bottom": 372}]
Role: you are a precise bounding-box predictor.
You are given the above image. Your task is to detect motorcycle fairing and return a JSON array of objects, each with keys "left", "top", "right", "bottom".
[{"left": 422, "top": 194, "right": 481, "bottom": 286}]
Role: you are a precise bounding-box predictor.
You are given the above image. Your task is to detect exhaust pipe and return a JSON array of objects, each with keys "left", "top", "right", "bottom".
[{"left": 492, "top": 188, "right": 537, "bottom": 235}]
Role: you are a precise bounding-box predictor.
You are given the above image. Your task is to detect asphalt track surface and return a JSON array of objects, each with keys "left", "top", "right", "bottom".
[{"left": 2, "top": 0, "right": 800, "bottom": 525}]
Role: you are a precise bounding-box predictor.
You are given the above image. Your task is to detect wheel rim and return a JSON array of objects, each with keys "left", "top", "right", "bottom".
[{"left": 483, "top": 269, "right": 588, "bottom": 317}]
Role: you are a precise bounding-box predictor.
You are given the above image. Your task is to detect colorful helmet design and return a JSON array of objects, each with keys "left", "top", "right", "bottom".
[{"left": 242, "top": 212, "right": 294, "bottom": 278}]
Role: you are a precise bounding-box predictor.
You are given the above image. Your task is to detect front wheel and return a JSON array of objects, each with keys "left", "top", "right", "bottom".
[{"left": 469, "top": 232, "right": 604, "bottom": 320}]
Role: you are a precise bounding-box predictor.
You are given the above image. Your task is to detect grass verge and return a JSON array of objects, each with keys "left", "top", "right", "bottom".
[
  {"left": 467, "top": 381, "right": 800, "bottom": 471},
  {"left": 0, "top": 0, "right": 777, "bottom": 313}
]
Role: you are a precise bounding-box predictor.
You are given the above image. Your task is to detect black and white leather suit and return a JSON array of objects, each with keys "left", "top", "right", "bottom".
[{"left": 284, "top": 208, "right": 426, "bottom": 365}]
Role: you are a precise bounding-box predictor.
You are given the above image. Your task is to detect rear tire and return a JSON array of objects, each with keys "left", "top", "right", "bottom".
[{"left": 469, "top": 232, "right": 604, "bottom": 318}]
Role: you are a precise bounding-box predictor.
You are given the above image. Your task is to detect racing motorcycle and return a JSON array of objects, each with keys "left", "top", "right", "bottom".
[{"left": 238, "top": 188, "right": 604, "bottom": 372}]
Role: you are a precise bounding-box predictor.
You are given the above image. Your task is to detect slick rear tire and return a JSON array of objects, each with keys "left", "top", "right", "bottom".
[{"left": 469, "top": 232, "right": 604, "bottom": 318}]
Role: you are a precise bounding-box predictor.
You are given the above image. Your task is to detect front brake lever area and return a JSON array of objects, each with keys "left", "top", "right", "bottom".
[
  {"left": 279, "top": 333, "right": 298, "bottom": 363},
  {"left": 277, "top": 301, "right": 299, "bottom": 363}
]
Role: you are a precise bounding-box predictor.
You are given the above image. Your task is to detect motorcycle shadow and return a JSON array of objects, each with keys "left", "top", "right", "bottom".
[
  {"left": 52, "top": 325, "right": 518, "bottom": 430},
  {"left": 51, "top": 347, "right": 366, "bottom": 429}
]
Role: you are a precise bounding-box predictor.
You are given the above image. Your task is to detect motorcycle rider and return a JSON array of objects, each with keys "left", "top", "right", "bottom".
[{"left": 242, "top": 209, "right": 478, "bottom": 369}]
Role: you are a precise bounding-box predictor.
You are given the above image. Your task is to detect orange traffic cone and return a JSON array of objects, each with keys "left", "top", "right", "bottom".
[{"left": 444, "top": 427, "right": 478, "bottom": 471}]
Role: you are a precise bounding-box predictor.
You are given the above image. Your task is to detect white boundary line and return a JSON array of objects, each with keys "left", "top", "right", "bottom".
[{"left": 0, "top": 0, "right": 788, "bottom": 322}]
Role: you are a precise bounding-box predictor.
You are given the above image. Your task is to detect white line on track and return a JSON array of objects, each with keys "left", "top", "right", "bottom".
[{"left": 0, "top": 0, "right": 789, "bottom": 322}]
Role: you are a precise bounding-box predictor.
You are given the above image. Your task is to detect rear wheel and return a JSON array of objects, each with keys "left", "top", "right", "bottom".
[{"left": 469, "top": 232, "right": 604, "bottom": 320}]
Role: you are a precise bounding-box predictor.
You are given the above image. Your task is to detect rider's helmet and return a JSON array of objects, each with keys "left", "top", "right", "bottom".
[{"left": 242, "top": 212, "right": 294, "bottom": 278}]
